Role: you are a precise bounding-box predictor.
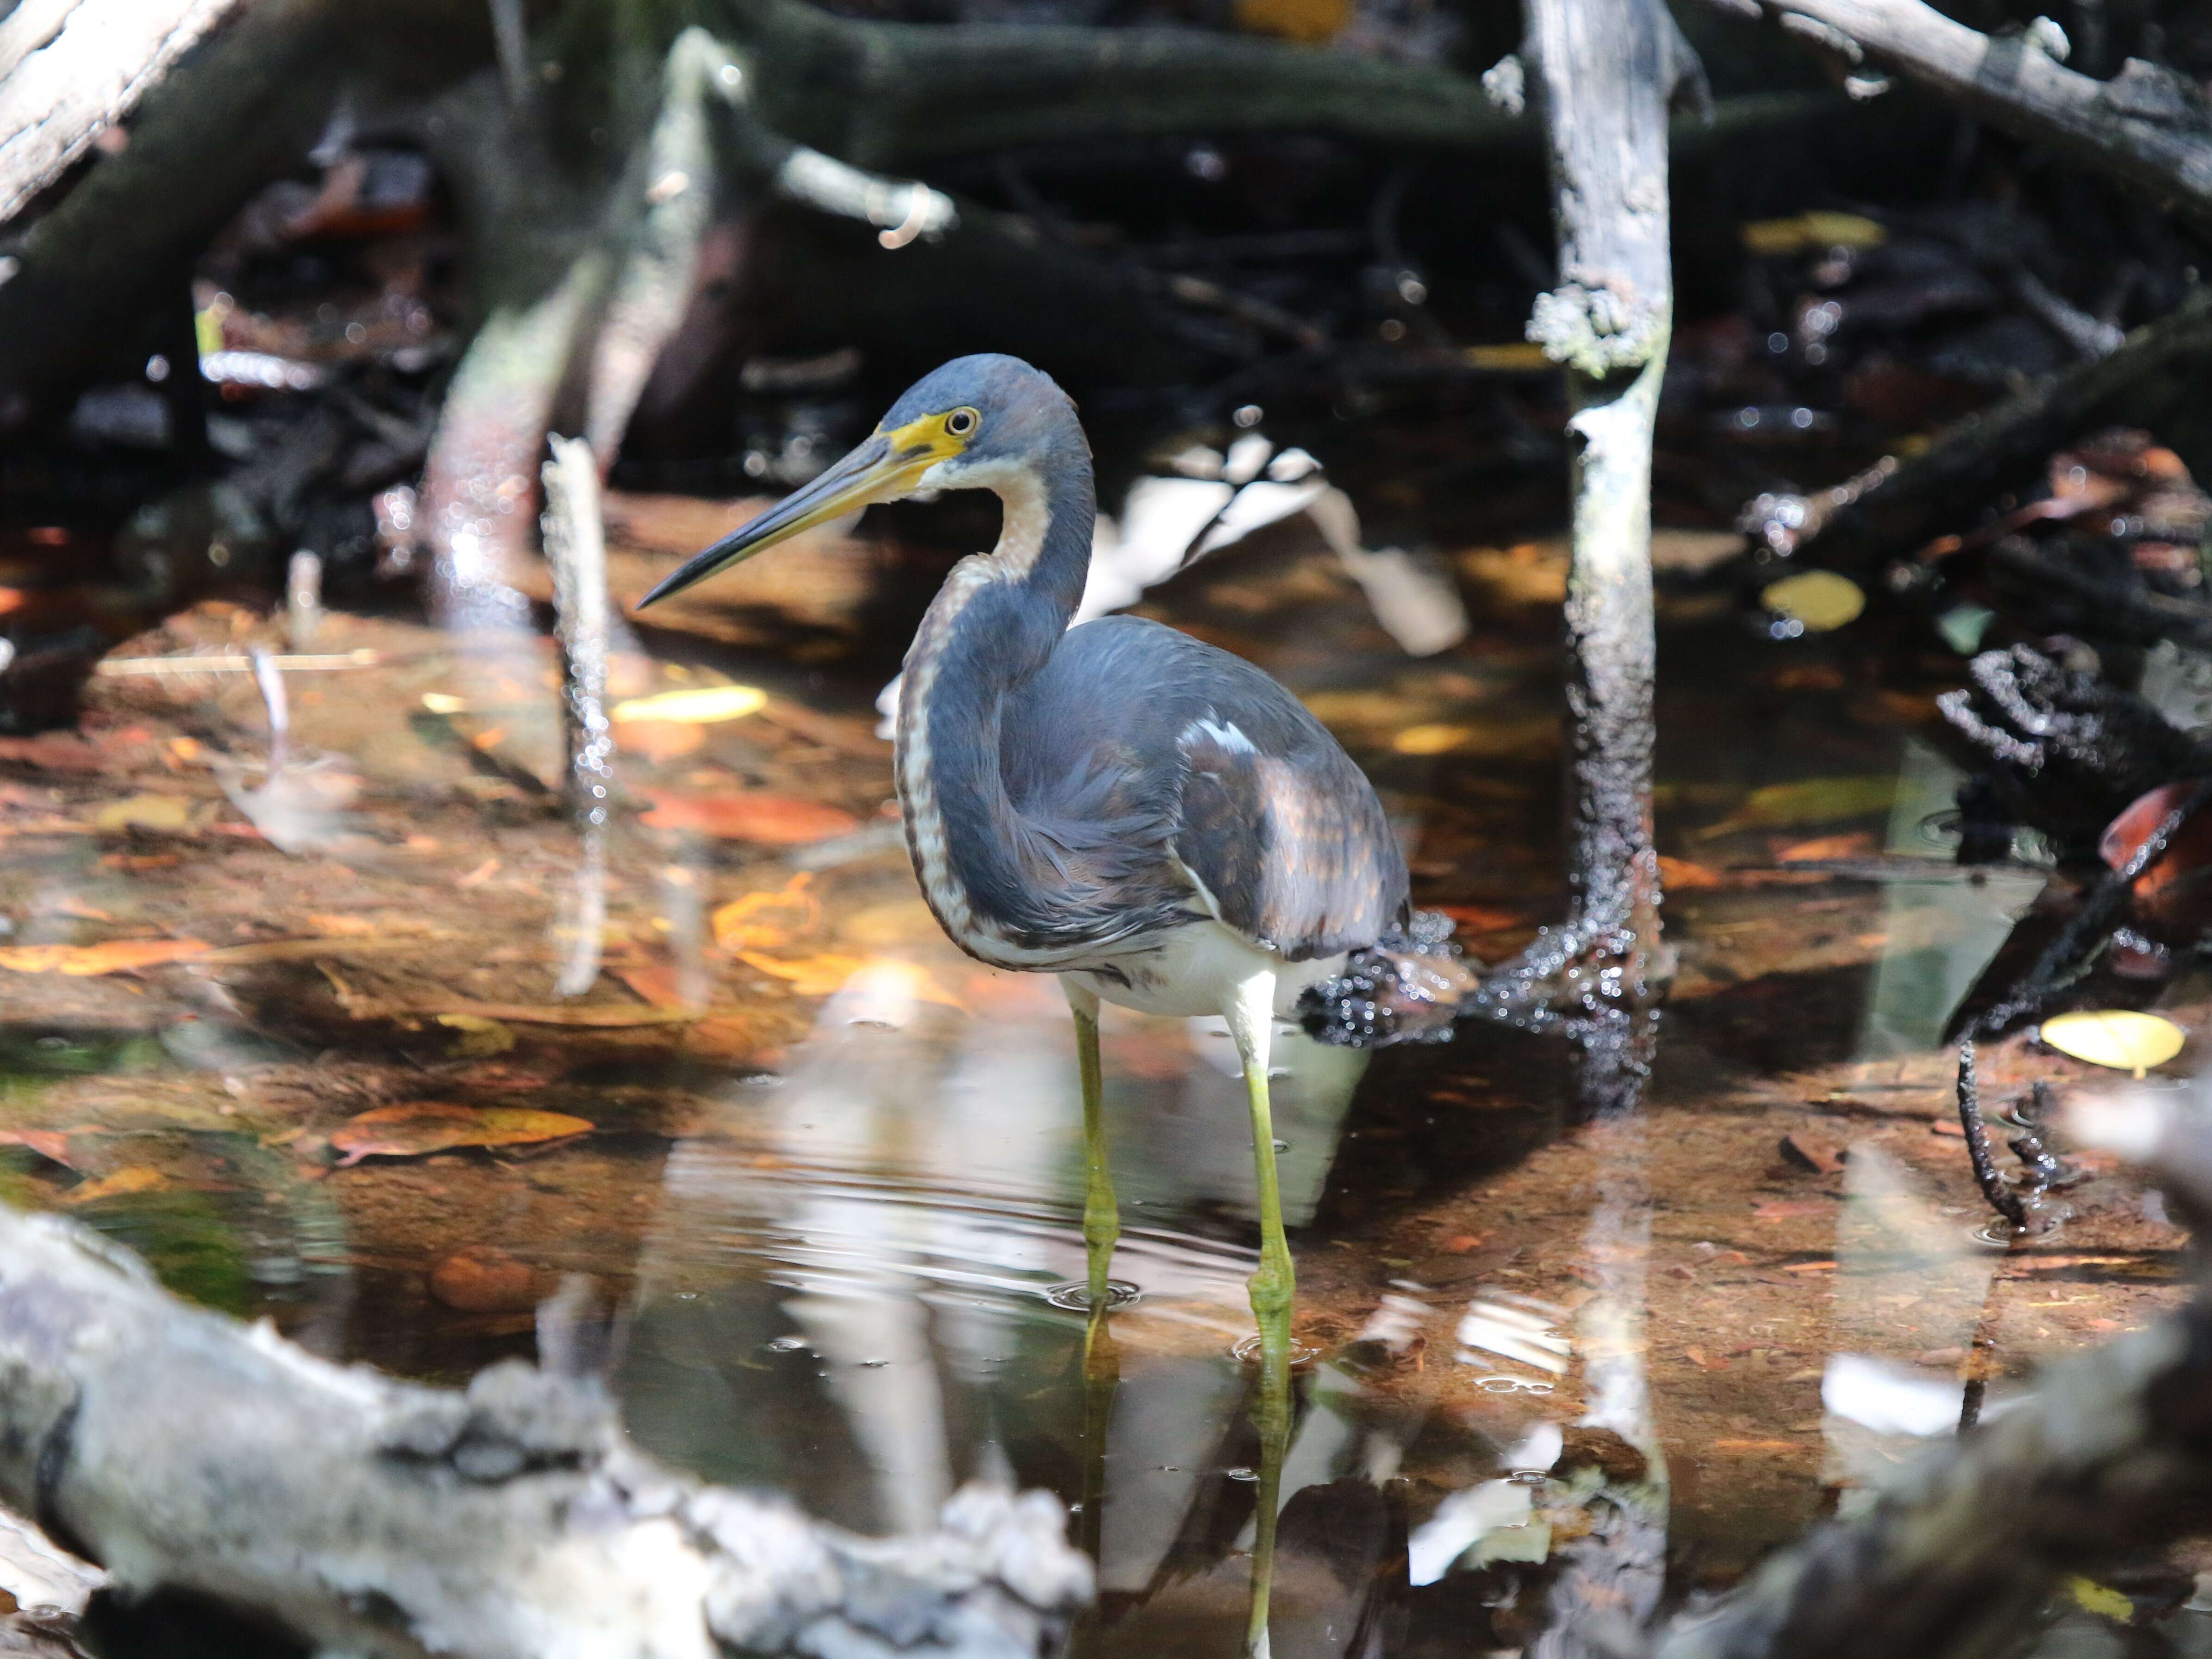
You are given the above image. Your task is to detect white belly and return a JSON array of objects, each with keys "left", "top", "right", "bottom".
[{"left": 1063, "top": 921, "right": 1345, "bottom": 1020}]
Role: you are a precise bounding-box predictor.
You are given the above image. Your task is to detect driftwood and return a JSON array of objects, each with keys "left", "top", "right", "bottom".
[
  {"left": 0, "top": 1205, "right": 1089, "bottom": 1658},
  {"left": 1747, "top": 285, "right": 2212, "bottom": 568},
  {"left": 1653, "top": 1082, "right": 2212, "bottom": 1659},
  {"left": 1693, "top": 0, "right": 2212, "bottom": 231},
  {"left": 0, "top": 0, "right": 242, "bottom": 223}
]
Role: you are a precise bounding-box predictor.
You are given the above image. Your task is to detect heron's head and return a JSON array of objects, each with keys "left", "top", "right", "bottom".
[{"left": 636, "top": 354, "right": 1081, "bottom": 609}]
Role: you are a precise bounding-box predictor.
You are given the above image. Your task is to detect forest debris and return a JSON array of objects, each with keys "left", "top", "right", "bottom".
[
  {"left": 610, "top": 685, "right": 767, "bottom": 724},
  {"left": 1696, "top": 776, "right": 1897, "bottom": 838},
  {"left": 329, "top": 1103, "right": 593, "bottom": 1166},
  {"left": 638, "top": 789, "right": 860, "bottom": 843},
  {"left": 1760, "top": 570, "right": 1864, "bottom": 631},
  {"left": 412, "top": 1001, "right": 708, "bottom": 1028},
  {"left": 0, "top": 1204, "right": 1090, "bottom": 1656},
  {"left": 59, "top": 1166, "right": 167, "bottom": 1206},
  {"left": 1781, "top": 1131, "right": 1848, "bottom": 1174},
  {"left": 0, "top": 938, "right": 209, "bottom": 975},
  {"left": 427, "top": 1246, "right": 542, "bottom": 1314},
  {"left": 2038, "top": 1010, "right": 2186, "bottom": 1075},
  {"left": 436, "top": 1014, "right": 516, "bottom": 1057}
]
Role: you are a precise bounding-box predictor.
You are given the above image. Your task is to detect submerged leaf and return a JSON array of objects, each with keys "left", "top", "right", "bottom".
[
  {"left": 62, "top": 1165, "right": 169, "bottom": 1205},
  {"left": 437, "top": 1013, "right": 517, "bottom": 1056},
  {"left": 330, "top": 1103, "right": 593, "bottom": 1166},
  {"left": 1696, "top": 776, "right": 1898, "bottom": 839},
  {"left": 1392, "top": 724, "right": 1473, "bottom": 756},
  {"left": 712, "top": 873, "right": 821, "bottom": 952},
  {"left": 1761, "top": 570, "right": 1865, "bottom": 632},
  {"left": 2039, "top": 1010, "right": 2186, "bottom": 1077},
  {"left": 639, "top": 790, "right": 859, "bottom": 844},
  {"left": 611, "top": 685, "right": 768, "bottom": 724},
  {"left": 0, "top": 938, "right": 212, "bottom": 975},
  {"left": 612, "top": 719, "right": 706, "bottom": 761},
  {"left": 93, "top": 794, "right": 194, "bottom": 831}
]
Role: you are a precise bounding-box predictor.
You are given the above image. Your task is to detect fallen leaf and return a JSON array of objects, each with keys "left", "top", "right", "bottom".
[
  {"left": 437, "top": 1013, "right": 517, "bottom": 1056},
  {"left": 1459, "top": 342, "right": 1554, "bottom": 372},
  {"left": 93, "top": 794, "right": 194, "bottom": 832},
  {"left": 1231, "top": 0, "right": 1347, "bottom": 43},
  {"left": 1775, "top": 831, "right": 1878, "bottom": 863},
  {"left": 2039, "top": 1010, "right": 2186, "bottom": 1077},
  {"left": 1780, "top": 1131, "right": 1847, "bottom": 1175},
  {"left": 610, "top": 685, "right": 768, "bottom": 724},
  {"left": 2068, "top": 1577, "right": 2135, "bottom": 1623},
  {"left": 1708, "top": 1438, "right": 1799, "bottom": 1452},
  {"left": 330, "top": 1103, "right": 593, "bottom": 1166},
  {"left": 1761, "top": 570, "right": 1865, "bottom": 631},
  {"left": 1782, "top": 1259, "right": 1837, "bottom": 1274},
  {"left": 61, "top": 1165, "right": 168, "bottom": 1205},
  {"left": 0, "top": 938, "right": 211, "bottom": 975},
  {"left": 640, "top": 791, "right": 860, "bottom": 844},
  {"left": 1683, "top": 1345, "right": 1728, "bottom": 1370},
  {"left": 456, "top": 858, "right": 501, "bottom": 888},
  {"left": 428, "top": 1245, "right": 542, "bottom": 1313},
  {"left": 612, "top": 960, "right": 699, "bottom": 1009},
  {"left": 1437, "top": 903, "right": 1532, "bottom": 934},
  {"left": 612, "top": 719, "right": 705, "bottom": 761},
  {"left": 1751, "top": 1198, "right": 1830, "bottom": 1220},
  {"left": 1392, "top": 724, "right": 1472, "bottom": 756},
  {"left": 712, "top": 872, "right": 821, "bottom": 951},
  {"left": 0, "top": 734, "right": 107, "bottom": 773},
  {"left": 1656, "top": 856, "right": 1724, "bottom": 889},
  {"left": 420, "top": 1001, "right": 709, "bottom": 1027},
  {"left": 0, "top": 1130, "right": 74, "bottom": 1166},
  {"left": 1741, "top": 211, "right": 1887, "bottom": 256},
  {"left": 737, "top": 951, "right": 872, "bottom": 996},
  {"left": 1931, "top": 1116, "right": 1966, "bottom": 1138},
  {"left": 1696, "top": 776, "right": 1898, "bottom": 839}
]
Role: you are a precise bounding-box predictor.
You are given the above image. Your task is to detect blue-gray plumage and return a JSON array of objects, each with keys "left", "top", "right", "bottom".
[{"left": 637, "top": 353, "right": 1407, "bottom": 1384}]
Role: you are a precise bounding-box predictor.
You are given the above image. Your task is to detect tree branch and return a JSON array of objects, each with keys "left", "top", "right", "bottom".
[
  {"left": 1693, "top": 0, "right": 2212, "bottom": 227},
  {"left": 0, "top": 1205, "right": 1088, "bottom": 1659}
]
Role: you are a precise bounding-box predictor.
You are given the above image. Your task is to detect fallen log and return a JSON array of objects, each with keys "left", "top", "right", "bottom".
[{"left": 0, "top": 1206, "right": 1088, "bottom": 1658}]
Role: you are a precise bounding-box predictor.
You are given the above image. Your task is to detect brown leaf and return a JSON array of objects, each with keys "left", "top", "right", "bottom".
[
  {"left": 612, "top": 719, "right": 706, "bottom": 761},
  {"left": 0, "top": 1130, "right": 73, "bottom": 1166},
  {"left": 1751, "top": 1198, "right": 1830, "bottom": 1220},
  {"left": 640, "top": 790, "right": 859, "bottom": 844},
  {"left": 422, "top": 1001, "right": 709, "bottom": 1028},
  {"left": 711, "top": 873, "right": 821, "bottom": 952},
  {"left": 428, "top": 1245, "right": 543, "bottom": 1313},
  {"left": 0, "top": 938, "right": 211, "bottom": 975},
  {"left": 1780, "top": 1131, "right": 1847, "bottom": 1175},
  {"left": 331, "top": 1103, "right": 592, "bottom": 1166},
  {"left": 1656, "top": 856, "right": 1724, "bottom": 890},
  {"left": 0, "top": 733, "right": 108, "bottom": 773},
  {"left": 62, "top": 1165, "right": 168, "bottom": 1204},
  {"left": 1775, "top": 832, "right": 1879, "bottom": 864}
]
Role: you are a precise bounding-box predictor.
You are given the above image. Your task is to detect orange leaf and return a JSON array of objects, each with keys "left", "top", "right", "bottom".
[
  {"left": 62, "top": 1165, "right": 168, "bottom": 1204},
  {"left": 1775, "top": 831, "right": 1878, "bottom": 863},
  {"left": 0, "top": 938, "right": 211, "bottom": 975},
  {"left": 640, "top": 791, "right": 859, "bottom": 844},
  {"left": 0, "top": 1130, "right": 74, "bottom": 1166},
  {"left": 1656, "top": 856, "right": 1724, "bottom": 889},
  {"left": 613, "top": 719, "right": 706, "bottom": 762},
  {"left": 712, "top": 873, "right": 821, "bottom": 952},
  {"left": 737, "top": 951, "right": 871, "bottom": 996},
  {"left": 331, "top": 1102, "right": 593, "bottom": 1166}
]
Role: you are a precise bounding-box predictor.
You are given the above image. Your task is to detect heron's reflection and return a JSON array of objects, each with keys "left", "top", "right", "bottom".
[{"left": 612, "top": 946, "right": 1369, "bottom": 1649}]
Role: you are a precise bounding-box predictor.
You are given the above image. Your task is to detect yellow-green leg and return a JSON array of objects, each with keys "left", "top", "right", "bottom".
[
  {"left": 1062, "top": 979, "right": 1118, "bottom": 1309},
  {"left": 1226, "top": 967, "right": 1292, "bottom": 1657}
]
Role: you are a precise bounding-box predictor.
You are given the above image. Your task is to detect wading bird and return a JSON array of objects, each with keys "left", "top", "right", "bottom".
[{"left": 637, "top": 355, "right": 1408, "bottom": 1359}]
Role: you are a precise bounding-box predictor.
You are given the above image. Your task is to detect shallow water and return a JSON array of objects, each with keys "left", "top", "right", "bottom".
[{"left": 0, "top": 512, "right": 2198, "bottom": 1653}]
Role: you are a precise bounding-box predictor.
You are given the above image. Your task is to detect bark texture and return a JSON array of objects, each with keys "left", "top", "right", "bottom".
[
  {"left": 0, "top": 0, "right": 241, "bottom": 223},
  {"left": 1696, "top": 0, "right": 2212, "bottom": 230},
  {"left": 0, "top": 1205, "right": 1089, "bottom": 1659},
  {"left": 1520, "top": 0, "right": 1696, "bottom": 1113}
]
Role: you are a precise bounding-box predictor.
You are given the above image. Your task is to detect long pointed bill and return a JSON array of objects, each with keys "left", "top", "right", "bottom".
[{"left": 635, "top": 425, "right": 942, "bottom": 610}]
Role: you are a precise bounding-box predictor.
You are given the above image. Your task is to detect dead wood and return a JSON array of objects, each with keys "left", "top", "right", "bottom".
[
  {"left": 1692, "top": 0, "right": 2212, "bottom": 230},
  {"left": 1749, "top": 284, "right": 2212, "bottom": 568},
  {"left": 0, "top": 0, "right": 242, "bottom": 225},
  {"left": 0, "top": 1204, "right": 1089, "bottom": 1659}
]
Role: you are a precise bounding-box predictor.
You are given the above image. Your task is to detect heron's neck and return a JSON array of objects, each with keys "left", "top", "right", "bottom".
[{"left": 894, "top": 451, "right": 1097, "bottom": 956}]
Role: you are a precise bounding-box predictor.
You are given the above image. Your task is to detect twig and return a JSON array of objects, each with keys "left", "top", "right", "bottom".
[{"left": 541, "top": 435, "right": 614, "bottom": 1000}]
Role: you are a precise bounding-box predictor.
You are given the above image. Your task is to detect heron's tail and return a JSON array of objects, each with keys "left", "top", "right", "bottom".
[{"left": 1298, "top": 910, "right": 1482, "bottom": 1047}]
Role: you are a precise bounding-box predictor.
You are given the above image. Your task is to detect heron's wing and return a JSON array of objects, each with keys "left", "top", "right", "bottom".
[{"left": 1007, "top": 617, "right": 1406, "bottom": 961}]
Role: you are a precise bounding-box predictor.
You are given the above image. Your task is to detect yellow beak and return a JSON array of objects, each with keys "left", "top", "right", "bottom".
[{"left": 636, "top": 418, "right": 955, "bottom": 609}]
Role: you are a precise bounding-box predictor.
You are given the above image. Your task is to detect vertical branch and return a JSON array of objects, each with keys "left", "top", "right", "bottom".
[
  {"left": 542, "top": 434, "right": 614, "bottom": 998},
  {"left": 1520, "top": 0, "right": 1700, "bottom": 1114}
]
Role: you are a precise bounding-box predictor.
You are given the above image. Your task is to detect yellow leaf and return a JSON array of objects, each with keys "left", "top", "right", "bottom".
[
  {"left": 1460, "top": 342, "right": 1554, "bottom": 372},
  {"left": 1231, "top": 0, "right": 1347, "bottom": 42},
  {"left": 2068, "top": 1576, "right": 2135, "bottom": 1622},
  {"left": 1741, "top": 212, "right": 1887, "bottom": 256},
  {"left": 331, "top": 1103, "right": 592, "bottom": 1166},
  {"left": 611, "top": 685, "right": 768, "bottom": 724},
  {"left": 1695, "top": 776, "right": 1898, "bottom": 839},
  {"left": 437, "top": 1013, "right": 517, "bottom": 1056},
  {"left": 1393, "top": 724, "right": 1473, "bottom": 756},
  {"left": 420, "top": 692, "right": 468, "bottom": 714},
  {"left": 94, "top": 794, "right": 193, "bottom": 831},
  {"left": 62, "top": 1165, "right": 169, "bottom": 1205},
  {"left": 712, "top": 873, "right": 820, "bottom": 952},
  {"left": 737, "top": 951, "right": 872, "bottom": 997},
  {"left": 1762, "top": 570, "right": 1866, "bottom": 632},
  {"left": 2040, "top": 1010, "right": 2186, "bottom": 1078},
  {"left": 0, "top": 939, "right": 211, "bottom": 975}
]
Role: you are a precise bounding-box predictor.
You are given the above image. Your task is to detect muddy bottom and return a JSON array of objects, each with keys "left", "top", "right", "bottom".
[{"left": 0, "top": 520, "right": 2197, "bottom": 1654}]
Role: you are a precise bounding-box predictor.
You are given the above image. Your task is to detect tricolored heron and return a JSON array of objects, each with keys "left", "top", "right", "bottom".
[{"left": 637, "top": 354, "right": 1408, "bottom": 1362}]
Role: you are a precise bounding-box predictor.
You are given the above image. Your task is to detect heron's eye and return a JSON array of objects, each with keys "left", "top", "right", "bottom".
[{"left": 945, "top": 407, "right": 979, "bottom": 438}]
